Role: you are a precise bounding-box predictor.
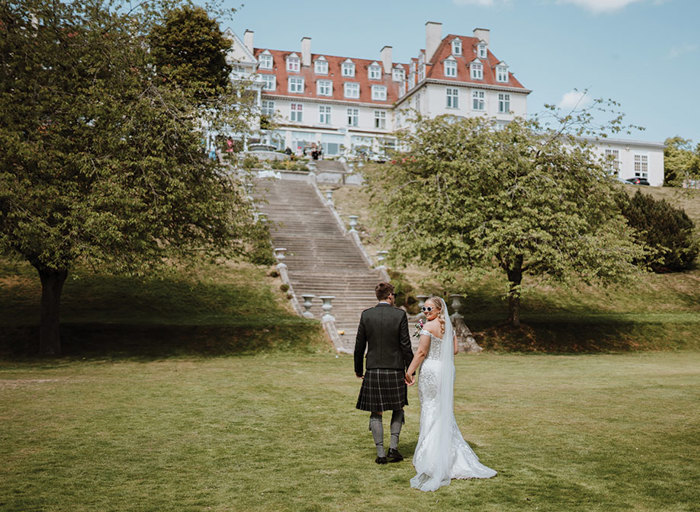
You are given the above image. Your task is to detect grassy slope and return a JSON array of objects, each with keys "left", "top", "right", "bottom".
[
  {"left": 327, "top": 179, "right": 700, "bottom": 351},
  {"left": 0, "top": 258, "right": 328, "bottom": 357},
  {"left": 1, "top": 352, "right": 698, "bottom": 511}
]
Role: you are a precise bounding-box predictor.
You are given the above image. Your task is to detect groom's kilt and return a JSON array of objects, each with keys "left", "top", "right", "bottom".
[{"left": 356, "top": 368, "right": 408, "bottom": 412}]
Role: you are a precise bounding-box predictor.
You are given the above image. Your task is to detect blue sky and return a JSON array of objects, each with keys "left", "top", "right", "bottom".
[{"left": 223, "top": 0, "right": 699, "bottom": 144}]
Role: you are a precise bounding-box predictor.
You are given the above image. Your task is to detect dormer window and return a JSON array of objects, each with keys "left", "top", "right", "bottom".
[
  {"left": 477, "top": 42, "right": 487, "bottom": 59},
  {"left": 287, "top": 54, "right": 300, "bottom": 72},
  {"left": 418, "top": 64, "right": 425, "bottom": 81},
  {"left": 314, "top": 57, "right": 328, "bottom": 75},
  {"left": 470, "top": 61, "right": 483, "bottom": 80},
  {"left": 371, "top": 85, "right": 387, "bottom": 101},
  {"left": 369, "top": 62, "right": 381, "bottom": 80},
  {"left": 496, "top": 63, "right": 508, "bottom": 83},
  {"left": 392, "top": 67, "right": 405, "bottom": 81},
  {"left": 344, "top": 82, "right": 359, "bottom": 99},
  {"left": 452, "top": 39, "right": 462, "bottom": 56},
  {"left": 444, "top": 58, "right": 457, "bottom": 78},
  {"left": 258, "top": 51, "right": 273, "bottom": 70},
  {"left": 342, "top": 59, "right": 355, "bottom": 77}
]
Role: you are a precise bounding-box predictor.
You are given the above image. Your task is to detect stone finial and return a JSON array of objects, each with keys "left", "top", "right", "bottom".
[
  {"left": 319, "top": 295, "right": 336, "bottom": 322},
  {"left": 301, "top": 294, "right": 315, "bottom": 319},
  {"left": 348, "top": 215, "right": 359, "bottom": 232}
]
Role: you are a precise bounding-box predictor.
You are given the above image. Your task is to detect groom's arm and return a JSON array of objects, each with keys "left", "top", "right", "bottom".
[
  {"left": 398, "top": 312, "right": 413, "bottom": 370},
  {"left": 354, "top": 313, "right": 367, "bottom": 377}
]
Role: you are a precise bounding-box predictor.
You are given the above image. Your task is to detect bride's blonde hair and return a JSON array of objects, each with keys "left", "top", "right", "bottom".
[{"left": 426, "top": 296, "right": 445, "bottom": 336}]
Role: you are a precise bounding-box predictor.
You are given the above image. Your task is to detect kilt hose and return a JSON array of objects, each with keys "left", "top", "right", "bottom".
[{"left": 356, "top": 368, "right": 408, "bottom": 412}]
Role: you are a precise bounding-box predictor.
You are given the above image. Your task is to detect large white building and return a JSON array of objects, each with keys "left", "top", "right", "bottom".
[{"left": 227, "top": 22, "right": 664, "bottom": 185}]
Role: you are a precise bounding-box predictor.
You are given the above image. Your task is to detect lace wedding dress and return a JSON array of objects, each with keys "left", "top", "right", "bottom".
[{"left": 411, "top": 300, "right": 496, "bottom": 492}]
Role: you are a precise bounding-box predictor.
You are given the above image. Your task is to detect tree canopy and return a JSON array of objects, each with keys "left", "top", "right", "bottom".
[
  {"left": 0, "top": 0, "right": 264, "bottom": 354},
  {"left": 365, "top": 115, "right": 645, "bottom": 327},
  {"left": 148, "top": 4, "right": 232, "bottom": 99},
  {"left": 664, "top": 136, "right": 700, "bottom": 187}
]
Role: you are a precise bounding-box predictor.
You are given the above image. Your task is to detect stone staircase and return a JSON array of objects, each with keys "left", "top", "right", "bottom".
[{"left": 254, "top": 177, "right": 381, "bottom": 353}]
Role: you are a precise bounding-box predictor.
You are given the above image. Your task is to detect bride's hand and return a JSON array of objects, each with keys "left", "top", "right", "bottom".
[{"left": 405, "top": 373, "right": 415, "bottom": 386}]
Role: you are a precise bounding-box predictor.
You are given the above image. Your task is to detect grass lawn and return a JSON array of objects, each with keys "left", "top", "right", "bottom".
[
  {"left": 1, "top": 352, "right": 698, "bottom": 511},
  {"left": 326, "top": 180, "right": 700, "bottom": 351}
]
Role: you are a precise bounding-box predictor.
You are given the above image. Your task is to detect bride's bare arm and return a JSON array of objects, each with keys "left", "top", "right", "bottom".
[
  {"left": 405, "top": 333, "right": 431, "bottom": 385},
  {"left": 453, "top": 334, "right": 458, "bottom": 355}
]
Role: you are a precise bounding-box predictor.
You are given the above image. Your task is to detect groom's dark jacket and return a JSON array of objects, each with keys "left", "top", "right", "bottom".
[{"left": 354, "top": 303, "right": 413, "bottom": 377}]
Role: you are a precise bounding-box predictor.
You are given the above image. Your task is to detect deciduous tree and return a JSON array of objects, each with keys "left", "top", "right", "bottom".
[
  {"left": 365, "top": 115, "right": 644, "bottom": 327},
  {"left": 0, "top": 0, "right": 265, "bottom": 355}
]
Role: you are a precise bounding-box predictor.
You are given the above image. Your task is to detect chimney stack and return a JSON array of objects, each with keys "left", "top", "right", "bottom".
[
  {"left": 244, "top": 29, "right": 254, "bottom": 54},
  {"left": 301, "top": 37, "right": 311, "bottom": 67},
  {"left": 380, "top": 46, "right": 393, "bottom": 74},
  {"left": 425, "top": 21, "right": 442, "bottom": 63},
  {"left": 473, "top": 28, "right": 490, "bottom": 47}
]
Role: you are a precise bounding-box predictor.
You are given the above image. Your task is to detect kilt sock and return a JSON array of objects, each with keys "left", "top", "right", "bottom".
[
  {"left": 369, "top": 412, "right": 385, "bottom": 457},
  {"left": 390, "top": 409, "right": 404, "bottom": 450}
]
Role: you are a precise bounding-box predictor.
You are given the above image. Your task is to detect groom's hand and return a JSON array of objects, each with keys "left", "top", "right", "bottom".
[
  {"left": 405, "top": 373, "right": 415, "bottom": 386},
  {"left": 356, "top": 374, "right": 364, "bottom": 379}
]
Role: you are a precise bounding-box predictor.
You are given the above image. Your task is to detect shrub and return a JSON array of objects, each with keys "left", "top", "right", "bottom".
[
  {"left": 280, "top": 283, "right": 289, "bottom": 292},
  {"left": 621, "top": 191, "right": 698, "bottom": 272}
]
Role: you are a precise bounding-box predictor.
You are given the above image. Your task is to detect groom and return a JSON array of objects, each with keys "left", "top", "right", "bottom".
[{"left": 355, "top": 282, "right": 414, "bottom": 464}]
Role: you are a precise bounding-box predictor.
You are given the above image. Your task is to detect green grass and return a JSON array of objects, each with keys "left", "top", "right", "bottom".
[
  {"left": 327, "top": 180, "right": 700, "bottom": 351},
  {"left": 0, "top": 258, "right": 328, "bottom": 357},
  {"left": 1, "top": 352, "right": 698, "bottom": 511}
]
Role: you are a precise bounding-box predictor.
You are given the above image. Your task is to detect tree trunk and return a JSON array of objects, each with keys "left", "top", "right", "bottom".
[
  {"left": 37, "top": 267, "right": 68, "bottom": 356},
  {"left": 506, "top": 257, "right": 523, "bottom": 328}
]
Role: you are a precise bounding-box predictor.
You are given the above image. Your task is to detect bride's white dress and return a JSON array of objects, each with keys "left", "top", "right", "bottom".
[{"left": 411, "top": 328, "right": 497, "bottom": 492}]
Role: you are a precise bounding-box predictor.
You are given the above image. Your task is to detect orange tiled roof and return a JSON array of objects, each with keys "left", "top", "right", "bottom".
[
  {"left": 254, "top": 49, "right": 408, "bottom": 105},
  {"left": 425, "top": 34, "right": 525, "bottom": 88}
]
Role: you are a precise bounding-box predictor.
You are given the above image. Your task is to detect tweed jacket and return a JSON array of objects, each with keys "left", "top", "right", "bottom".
[{"left": 354, "top": 303, "right": 413, "bottom": 377}]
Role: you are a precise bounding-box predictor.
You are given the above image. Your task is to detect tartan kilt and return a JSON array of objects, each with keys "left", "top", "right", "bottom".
[{"left": 356, "top": 368, "right": 408, "bottom": 412}]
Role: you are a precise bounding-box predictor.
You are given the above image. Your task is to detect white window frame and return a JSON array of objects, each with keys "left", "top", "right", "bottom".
[
  {"left": 374, "top": 110, "right": 386, "bottom": 129},
  {"left": 344, "top": 82, "right": 359, "bottom": 99},
  {"left": 392, "top": 67, "right": 405, "bottom": 81},
  {"left": 444, "top": 59, "right": 457, "bottom": 78},
  {"left": 604, "top": 149, "right": 620, "bottom": 175},
  {"left": 498, "top": 93, "right": 511, "bottom": 114},
  {"left": 258, "top": 53, "right": 273, "bottom": 70},
  {"left": 452, "top": 39, "right": 462, "bottom": 55},
  {"left": 369, "top": 64, "right": 381, "bottom": 80},
  {"left": 261, "top": 100, "right": 275, "bottom": 117},
  {"left": 261, "top": 74, "right": 276, "bottom": 91},
  {"left": 371, "top": 85, "right": 387, "bottom": 101},
  {"left": 314, "top": 58, "right": 328, "bottom": 75},
  {"left": 478, "top": 43, "right": 487, "bottom": 59},
  {"left": 470, "top": 61, "right": 483, "bottom": 80},
  {"left": 496, "top": 65, "right": 508, "bottom": 83},
  {"left": 287, "top": 54, "right": 300, "bottom": 72},
  {"left": 288, "top": 77, "right": 304, "bottom": 94},
  {"left": 446, "top": 87, "right": 459, "bottom": 109},
  {"left": 342, "top": 61, "right": 355, "bottom": 77},
  {"left": 347, "top": 108, "right": 359, "bottom": 127},
  {"left": 634, "top": 154, "right": 649, "bottom": 178},
  {"left": 398, "top": 82, "right": 406, "bottom": 97},
  {"left": 317, "top": 79, "right": 332, "bottom": 96},
  {"left": 290, "top": 102, "right": 303, "bottom": 122},
  {"left": 472, "top": 90, "right": 485, "bottom": 111},
  {"left": 319, "top": 105, "right": 331, "bottom": 125}
]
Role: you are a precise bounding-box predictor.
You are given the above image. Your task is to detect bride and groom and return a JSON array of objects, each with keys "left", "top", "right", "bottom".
[{"left": 354, "top": 282, "right": 496, "bottom": 492}]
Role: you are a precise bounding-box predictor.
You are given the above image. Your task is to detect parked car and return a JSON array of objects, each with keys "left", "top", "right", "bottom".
[{"left": 625, "top": 177, "right": 650, "bottom": 186}]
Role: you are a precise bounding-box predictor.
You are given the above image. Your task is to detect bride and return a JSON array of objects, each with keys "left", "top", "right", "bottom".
[{"left": 405, "top": 296, "right": 496, "bottom": 491}]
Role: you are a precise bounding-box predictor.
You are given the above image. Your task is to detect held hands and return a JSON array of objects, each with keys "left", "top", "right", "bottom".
[{"left": 405, "top": 373, "right": 415, "bottom": 386}]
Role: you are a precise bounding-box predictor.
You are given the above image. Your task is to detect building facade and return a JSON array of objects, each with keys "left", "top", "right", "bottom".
[
  {"left": 226, "top": 22, "right": 664, "bottom": 184},
  {"left": 228, "top": 22, "right": 530, "bottom": 157}
]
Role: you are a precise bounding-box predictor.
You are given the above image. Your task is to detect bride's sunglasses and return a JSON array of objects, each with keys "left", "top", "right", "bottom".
[{"left": 421, "top": 306, "right": 434, "bottom": 312}]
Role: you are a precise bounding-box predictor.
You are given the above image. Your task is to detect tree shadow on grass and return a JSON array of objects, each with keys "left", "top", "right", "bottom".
[
  {"left": 0, "top": 322, "right": 330, "bottom": 361},
  {"left": 470, "top": 318, "right": 699, "bottom": 353}
]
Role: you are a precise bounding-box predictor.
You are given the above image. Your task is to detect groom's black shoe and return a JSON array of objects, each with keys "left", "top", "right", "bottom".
[
  {"left": 375, "top": 456, "right": 388, "bottom": 464},
  {"left": 386, "top": 449, "right": 404, "bottom": 463}
]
